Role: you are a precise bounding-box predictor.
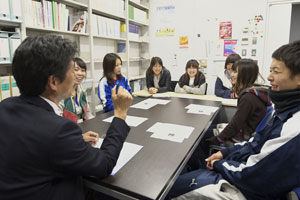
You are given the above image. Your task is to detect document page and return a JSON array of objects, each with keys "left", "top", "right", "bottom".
[
  {"left": 185, "top": 104, "right": 218, "bottom": 115},
  {"left": 130, "top": 98, "right": 171, "bottom": 110},
  {"left": 147, "top": 122, "right": 194, "bottom": 143},
  {"left": 94, "top": 139, "right": 143, "bottom": 175},
  {"left": 103, "top": 115, "right": 148, "bottom": 127}
]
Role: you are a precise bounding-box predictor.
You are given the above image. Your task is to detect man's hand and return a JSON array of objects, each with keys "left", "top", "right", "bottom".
[
  {"left": 205, "top": 151, "right": 223, "bottom": 170},
  {"left": 112, "top": 85, "right": 133, "bottom": 120},
  {"left": 149, "top": 87, "right": 158, "bottom": 94},
  {"left": 183, "top": 85, "right": 188, "bottom": 90},
  {"left": 82, "top": 131, "right": 99, "bottom": 146}
]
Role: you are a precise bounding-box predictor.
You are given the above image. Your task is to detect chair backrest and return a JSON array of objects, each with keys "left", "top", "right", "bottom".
[
  {"left": 255, "top": 105, "right": 273, "bottom": 133},
  {"left": 170, "top": 81, "right": 178, "bottom": 92},
  {"left": 204, "top": 83, "right": 208, "bottom": 95}
]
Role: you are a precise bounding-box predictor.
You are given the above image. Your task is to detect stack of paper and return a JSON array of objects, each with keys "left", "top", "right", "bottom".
[
  {"left": 185, "top": 104, "right": 218, "bottom": 115},
  {"left": 94, "top": 138, "right": 143, "bottom": 175},
  {"left": 147, "top": 122, "right": 194, "bottom": 143},
  {"left": 130, "top": 98, "right": 170, "bottom": 110},
  {"left": 103, "top": 115, "right": 148, "bottom": 127}
]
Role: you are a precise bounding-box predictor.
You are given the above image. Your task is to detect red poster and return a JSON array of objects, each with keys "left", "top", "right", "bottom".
[{"left": 219, "top": 22, "right": 232, "bottom": 39}]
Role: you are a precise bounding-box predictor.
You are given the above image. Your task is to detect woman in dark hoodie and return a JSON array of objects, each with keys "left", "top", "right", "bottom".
[
  {"left": 175, "top": 59, "right": 206, "bottom": 95},
  {"left": 208, "top": 59, "right": 272, "bottom": 146},
  {"left": 146, "top": 57, "right": 171, "bottom": 94}
]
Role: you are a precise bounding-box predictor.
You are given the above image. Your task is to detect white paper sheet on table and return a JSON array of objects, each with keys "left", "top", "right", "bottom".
[
  {"left": 147, "top": 122, "right": 194, "bottom": 143},
  {"left": 177, "top": 94, "right": 199, "bottom": 100},
  {"left": 150, "top": 131, "right": 186, "bottom": 143},
  {"left": 185, "top": 104, "right": 218, "bottom": 115},
  {"left": 103, "top": 115, "right": 148, "bottom": 127},
  {"left": 152, "top": 93, "right": 171, "bottom": 98},
  {"left": 221, "top": 98, "right": 237, "bottom": 106},
  {"left": 94, "top": 138, "right": 143, "bottom": 175},
  {"left": 130, "top": 98, "right": 171, "bottom": 110}
]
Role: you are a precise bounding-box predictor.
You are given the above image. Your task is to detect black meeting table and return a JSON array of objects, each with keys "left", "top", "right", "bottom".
[{"left": 80, "top": 97, "right": 221, "bottom": 200}]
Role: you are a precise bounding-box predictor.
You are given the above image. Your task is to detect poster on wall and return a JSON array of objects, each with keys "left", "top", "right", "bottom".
[
  {"left": 179, "top": 36, "right": 188, "bottom": 49},
  {"left": 155, "top": 5, "right": 176, "bottom": 36},
  {"left": 219, "top": 22, "right": 232, "bottom": 39},
  {"left": 224, "top": 39, "right": 237, "bottom": 56}
]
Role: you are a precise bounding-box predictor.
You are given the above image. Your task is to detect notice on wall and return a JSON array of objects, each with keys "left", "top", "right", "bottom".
[
  {"left": 155, "top": 5, "right": 176, "bottom": 36},
  {"left": 219, "top": 21, "right": 232, "bottom": 39},
  {"left": 179, "top": 36, "right": 188, "bottom": 49},
  {"left": 224, "top": 39, "right": 237, "bottom": 56}
]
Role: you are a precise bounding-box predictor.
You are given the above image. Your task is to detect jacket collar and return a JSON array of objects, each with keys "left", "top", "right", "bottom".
[
  {"left": 20, "top": 95, "right": 55, "bottom": 114},
  {"left": 274, "top": 105, "right": 300, "bottom": 122}
]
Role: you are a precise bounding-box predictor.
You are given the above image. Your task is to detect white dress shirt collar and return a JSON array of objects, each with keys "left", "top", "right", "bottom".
[{"left": 39, "top": 96, "right": 62, "bottom": 116}]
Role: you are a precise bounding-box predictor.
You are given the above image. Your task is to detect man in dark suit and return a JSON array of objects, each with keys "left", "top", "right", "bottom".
[{"left": 0, "top": 35, "right": 133, "bottom": 200}]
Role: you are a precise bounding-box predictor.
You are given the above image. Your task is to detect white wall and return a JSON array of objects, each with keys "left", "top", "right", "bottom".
[
  {"left": 149, "top": 0, "right": 268, "bottom": 94},
  {"left": 263, "top": 2, "right": 291, "bottom": 80}
]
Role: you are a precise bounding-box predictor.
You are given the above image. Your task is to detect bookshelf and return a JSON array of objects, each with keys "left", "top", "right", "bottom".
[
  {"left": 1, "top": 0, "right": 151, "bottom": 113},
  {"left": 127, "top": 0, "right": 150, "bottom": 92},
  {"left": 0, "top": 0, "right": 22, "bottom": 73}
]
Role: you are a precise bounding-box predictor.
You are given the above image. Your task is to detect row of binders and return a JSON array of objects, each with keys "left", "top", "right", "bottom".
[
  {"left": 0, "top": 0, "right": 22, "bottom": 22},
  {"left": 91, "top": 0, "right": 125, "bottom": 18},
  {"left": 0, "top": 30, "right": 21, "bottom": 64},
  {"left": 128, "top": 5, "right": 147, "bottom": 25},
  {"left": 92, "top": 14, "right": 121, "bottom": 38},
  {"left": 0, "top": 75, "right": 20, "bottom": 102},
  {"left": 23, "top": 0, "right": 87, "bottom": 33}
]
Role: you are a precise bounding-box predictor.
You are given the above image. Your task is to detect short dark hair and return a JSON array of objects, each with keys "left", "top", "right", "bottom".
[
  {"left": 146, "top": 57, "right": 163, "bottom": 76},
  {"left": 233, "top": 59, "right": 258, "bottom": 95},
  {"left": 185, "top": 59, "right": 199, "bottom": 71},
  {"left": 272, "top": 40, "right": 300, "bottom": 77},
  {"left": 12, "top": 35, "right": 77, "bottom": 96},
  {"left": 103, "top": 53, "right": 123, "bottom": 85},
  {"left": 224, "top": 53, "right": 241, "bottom": 69},
  {"left": 73, "top": 57, "right": 87, "bottom": 71}
]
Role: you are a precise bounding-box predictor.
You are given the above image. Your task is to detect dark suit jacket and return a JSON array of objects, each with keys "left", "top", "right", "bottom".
[
  {"left": 146, "top": 67, "right": 171, "bottom": 93},
  {"left": 0, "top": 96, "right": 130, "bottom": 200}
]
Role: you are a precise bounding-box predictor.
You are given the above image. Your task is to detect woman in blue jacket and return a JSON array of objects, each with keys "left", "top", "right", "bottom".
[
  {"left": 98, "top": 53, "right": 131, "bottom": 112},
  {"left": 215, "top": 53, "right": 241, "bottom": 98}
]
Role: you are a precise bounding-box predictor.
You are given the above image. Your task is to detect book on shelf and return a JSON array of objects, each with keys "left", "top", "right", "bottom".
[
  {"left": 70, "top": 10, "right": 87, "bottom": 33},
  {"left": 0, "top": 75, "right": 11, "bottom": 101},
  {"left": 0, "top": 75, "right": 20, "bottom": 101},
  {"left": 23, "top": 0, "right": 80, "bottom": 32},
  {"left": 117, "top": 42, "right": 126, "bottom": 53}
]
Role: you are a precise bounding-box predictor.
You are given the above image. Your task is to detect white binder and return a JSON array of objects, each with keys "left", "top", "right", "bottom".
[
  {"left": 9, "top": 0, "right": 22, "bottom": 22},
  {"left": 0, "top": 33, "right": 11, "bottom": 64},
  {"left": 0, "top": 0, "right": 10, "bottom": 21},
  {"left": 8, "top": 32, "right": 21, "bottom": 60}
]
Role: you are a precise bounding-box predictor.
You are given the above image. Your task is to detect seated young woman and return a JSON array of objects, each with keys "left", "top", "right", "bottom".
[
  {"left": 208, "top": 58, "right": 272, "bottom": 146},
  {"left": 146, "top": 57, "right": 171, "bottom": 94},
  {"left": 59, "top": 57, "right": 98, "bottom": 145},
  {"left": 215, "top": 53, "right": 241, "bottom": 98},
  {"left": 175, "top": 59, "right": 206, "bottom": 95},
  {"left": 98, "top": 53, "right": 131, "bottom": 112},
  {"left": 60, "top": 57, "right": 94, "bottom": 123}
]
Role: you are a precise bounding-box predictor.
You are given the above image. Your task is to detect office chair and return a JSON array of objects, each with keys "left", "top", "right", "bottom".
[
  {"left": 170, "top": 81, "right": 178, "bottom": 92},
  {"left": 204, "top": 83, "right": 208, "bottom": 95},
  {"left": 208, "top": 105, "right": 274, "bottom": 155}
]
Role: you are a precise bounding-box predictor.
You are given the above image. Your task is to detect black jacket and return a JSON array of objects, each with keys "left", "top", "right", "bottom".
[
  {"left": 146, "top": 67, "right": 171, "bottom": 93},
  {"left": 0, "top": 96, "right": 130, "bottom": 200}
]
